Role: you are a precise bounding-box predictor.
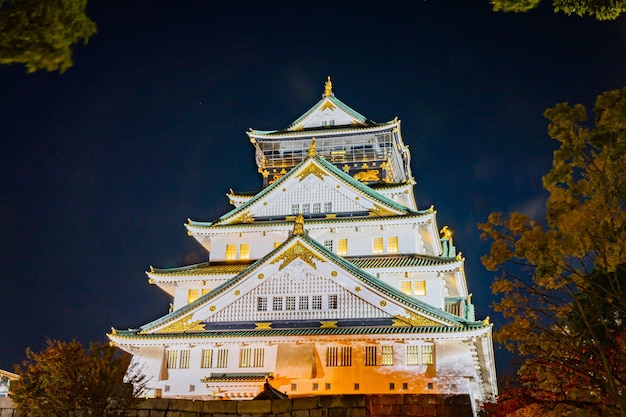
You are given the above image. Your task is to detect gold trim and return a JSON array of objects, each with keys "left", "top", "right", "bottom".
[
  {"left": 320, "top": 321, "right": 338, "bottom": 329},
  {"left": 395, "top": 309, "right": 445, "bottom": 327},
  {"left": 370, "top": 203, "right": 396, "bottom": 217},
  {"left": 270, "top": 241, "right": 325, "bottom": 271},
  {"left": 324, "top": 76, "right": 332, "bottom": 97},
  {"left": 156, "top": 315, "right": 206, "bottom": 333},
  {"left": 255, "top": 322, "right": 272, "bottom": 330},
  {"left": 295, "top": 161, "right": 328, "bottom": 182}
]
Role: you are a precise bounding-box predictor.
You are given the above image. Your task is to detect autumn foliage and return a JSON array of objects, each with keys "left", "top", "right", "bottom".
[
  {"left": 11, "top": 339, "right": 146, "bottom": 417},
  {"left": 479, "top": 88, "right": 626, "bottom": 416}
]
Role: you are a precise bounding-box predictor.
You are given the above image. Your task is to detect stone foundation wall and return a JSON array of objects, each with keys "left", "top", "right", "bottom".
[{"left": 0, "top": 394, "right": 473, "bottom": 417}]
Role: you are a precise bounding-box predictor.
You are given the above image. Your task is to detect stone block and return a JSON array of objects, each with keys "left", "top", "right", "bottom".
[
  {"left": 329, "top": 407, "right": 347, "bottom": 417},
  {"left": 401, "top": 404, "right": 423, "bottom": 416},
  {"left": 292, "top": 397, "right": 319, "bottom": 410},
  {"left": 310, "top": 408, "right": 329, "bottom": 417},
  {"left": 142, "top": 398, "right": 171, "bottom": 410},
  {"left": 293, "top": 409, "right": 311, "bottom": 417},
  {"left": 271, "top": 399, "right": 292, "bottom": 413},
  {"left": 237, "top": 399, "right": 271, "bottom": 414},
  {"left": 346, "top": 408, "right": 366, "bottom": 417},
  {"left": 204, "top": 400, "right": 238, "bottom": 413},
  {"left": 423, "top": 404, "right": 438, "bottom": 416}
]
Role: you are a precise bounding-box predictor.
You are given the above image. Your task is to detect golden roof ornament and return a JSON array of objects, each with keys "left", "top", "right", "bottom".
[
  {"left": 324, "top": 76, "right": 332, "bottom": 97},
  {"left": 308, "top": 138, "right": 317, "bottom": 157},
  {"left": 293, "top": 213, "right": 305, "bottom": 235}
]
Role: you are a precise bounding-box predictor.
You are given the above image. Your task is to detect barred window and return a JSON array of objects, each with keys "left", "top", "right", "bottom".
[
  {"left": 273, "top": 296, "right": 283, "bottom": 311},
  {"left": 387, "top": 236, "right": 398, "bottom": 253},
  {"left": 312, "top": 295, "right": 322, "bottom": 310},
  {"left": 286, "top": 296, "right": 296, "bottom": 310},
  {"left": 324, "top": 240, "right": 334, "bottom": 251},
  {"left": 201, "top": 349, "right": 212, "bottom": 368},
  {"left": 327, "top": 346, "right": 352, "bottom": 366},
  {"left": 302, "top": 203, "right": 310, "bottom": 214},
  {"left": 299, "top": 296, "right": 309, "bottom": 310},
  {"left": 225, "top": 244, "right": 237, "bottom": 260},
  {"left": 324, "top": 202, "right": 332, "bottom": 213},
  {"left": 373, "top": 237, "right": 383, "bottom": 254},
  {"left": 216, "top": 349, "right": 228, "bottom": 368},
  {"left": 312, "top": 203, "right": 321, "bottom": 213},
  {"left": 166, "top": 350, "right": 178, "bottom": 369},
  {"left": 240, "top": 348, "right": 252, "bottom": 367},
  {"left": 365, "top": 346, "right": 377, "bottom": 366},
  {"left": 179, "top": 350, "right": 190, "bottom": 369},
  {"left": 406, "top": 344, "right": 434, "bottom": 365},
  {"left": 328, "top": 294, "right": 338, "bottom": 309},
  {"left": 291, "top": 204, "right": 300, "bottom": 214},
  {"left": 187, "top": 289, "right": 200, "bottom": 304},
  {"left": 381, "top": 346, "right": 394, "bottom": 366},
  {"left": 239, "top": 243, "right": 250, "bottom": 260},
  {"left": 257, "top": 297, "right": 268, "bottom": 311}
]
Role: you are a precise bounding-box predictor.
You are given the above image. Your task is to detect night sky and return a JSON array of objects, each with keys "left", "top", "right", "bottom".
[{"left": 1, "top": 1, "right": 625, "bottom": 386}]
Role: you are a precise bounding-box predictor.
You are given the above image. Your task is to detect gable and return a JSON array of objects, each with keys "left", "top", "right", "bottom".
[
  {"left": 140, "top": 233, "right": 464, "bottom": 335},
  {"left": 287, "top": 96, "right": 368, "bottom": 131},
  {"left": 210, "top": 156, "right": 408, "bottom": 226}
]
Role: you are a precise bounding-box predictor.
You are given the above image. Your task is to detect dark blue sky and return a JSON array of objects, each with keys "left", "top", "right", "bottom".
[{"left": 1, "top": 1, "right": 625, "bottom": 384}]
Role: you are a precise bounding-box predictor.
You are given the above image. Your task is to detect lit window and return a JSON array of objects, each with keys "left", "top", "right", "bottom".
[
  {"left": 253, "top": 348, "right": 264, "bottom": 367},
  {"left": 324, "top": 202, "right": 332, "bottom": 213},
  {"left": 400, "top": 281, "right": 412, "bottom": 296},
  {"left": 239, "top": 243, "right": 250, "bottom": 260},
  {"left": 225, "top": 244, "right": 237, "bottom": 260},
  {"left": 257, "top": 297, "right": 268, "bottom": 311},
  {"left": 273, "top": 296, "right": 284, "bottom": 311},
  {"left": 240, "top": 348, "right": 252, "bottom": 367},
  {"left": 291, "top": 204, "right": 300, "bottom": 214},
  {"left": 166, "top": 350, "right": 178, "bottom": 369},
  {"left": 421, "top": 344, "right": 434, "bottom": 365},
  {"left": 201, "top": 349, "right": 212, "bottom": 368},
  {"left": 188, "top": 289, "right": 200, "bottom": 304},
  {"left": 286, "top": 296, "right": 296, "bottom": 310},
  {"left": 373, "top": 237, "right": 383, "bottom": 254},
  {"left": 312, "top": 295, "right": 322, "bottom": 310},
  {"left": 406, "top": 344, "right": 434, "bottom": 365},
  {"left": 381, "top": 346, "right": 394, "bottom": 366},
  {"left": 337, "top": 239, "right": 348, "bottom": 256},
  {"left": 179, "top": 350, "right": 190, "bottom": 369},
  {"left": 216, "top": 349, "right": 228, "bottom": 368},
  {"left": 365, "top": 346, "right": 377, "bottom": 366},
  {"left": 299, "top": 296, "right": 309, "bottom": 310},
  {"left": 328, "top": 294, "right": 338, "bottom": 309},
  {"left": 324, "top": 240, "right": 334, "bottom": 251},
  {"left": 387, "top": 236, "right": 398, "bottom": 253},
  {"left": 313, "top": 203, "right": 321, "bottom": 213},
  {"left": 414, "top": 280, "right": 426, "bottom": 296},
  {"left": 302, "top": 203, "right": 310, "bottom": 214}
]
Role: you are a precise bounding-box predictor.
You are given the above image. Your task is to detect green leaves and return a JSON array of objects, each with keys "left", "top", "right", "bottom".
[{"left": 490, "top": 0, "right": 626, "bottom": 20}]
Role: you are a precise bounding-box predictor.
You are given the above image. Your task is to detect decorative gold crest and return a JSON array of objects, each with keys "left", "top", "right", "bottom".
[
  {"left": 270, "top": 242, "right": 325, "bottom": 271},
  {"left": 295, "top": 162, "right": 328, "bottom": 182},
  {"left": 369, "top": 203, "right": 396, "bottom": 217},
  {"left": 394, "top": 309, "right": 448, "bottom": 327},
  {"left": 156, "top": 314, "right": 206, "bottom": 333}
]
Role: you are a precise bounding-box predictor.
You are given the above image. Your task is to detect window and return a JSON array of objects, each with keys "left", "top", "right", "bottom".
[
  {"left": 273, "top": 296, "right": 284, "bottom": 311},
  {"left": 239, "top": 243, "right": 250, "bottom": 260},
  {"left": 325, "top": 383, "right": 332, "bottom": 390},
  {"left": 324, "top": 240, "right": 334, "bottom": 251},
  {"left": 302, "top": 203, "right": 310, "bottom": 214},
  {"left": 406, "top": 344, "right": 434, "bottom": 365},
  {"left": 188, "top": 289, "right": 199, "bottom": 304},
  {"left": 312, "top": 295, "right": 322, "bottom": 310},
  {"left": 179, "top": 350, "right": 190, "bottom": 368},
  {"left": 387, "top": 236, "right": 398, "bottom": 253},
  {"left": 166, "top": 350, "right": 178, "bottom": 369},
  {"left": 389, "top": 382, "right": 395, "bottom": 390},
  {"left": 291, "top": 383, "right": 298, "bottom": 391},
  {"left": 201, "top": 349, "right": 212, "bottom": 368},
  {"left": 240, "top": 348, "right": 252, "bottom": 367},
  {"left": 299, "top": 296, "right": 309, "bottom": 310},
  {"left": 328, "top": 294, "right": 338, "bottom": 309},
  {"left": 373, "top": 237, "right": 383, "bottom": 254},
  {"left": 324, "top": 202, "right": 332, "bottom": 213},
  {"left": 427, "top": 382, "right": 434, "bottom": 390},
  {"left": 313, "top": 203, "right": 321, "bottom": 213},
  {"left": 327, "top": 346, "right": 352, "bottom": 367},
  {"left": 216, "top": 349, "right": 228, "bottom": 368},
  {"left": 382, "top": 346, "right": 394, "bottom": 366},
  {"left": 313, "top": 383, "right": 319, "bottom": 391},
  {"left": 365, "top": 346, "right": 377, "bottom": 366},
  {"left": 337, "top": 239, "right": 348, "bottom": 256},
  {"left": 286, "top": 296, "right": 296, "bottom": 310},
  {"left": 291, "top": 204, "right": 300, "bottom": 214},
  {"left": 257, "top": 297, "right": 268, "bottom": 311},
  {"left": 402, "top": 382, "right": 408, "bottom": 390},
  {"left": 421, "top": 344, "right": 434, "bottom": 365},
  {"left": 400, "top": 281, "right": 412, "bottom": 296},
  {"left": 225, "top": 244, "right": 237, "bottom": 260},
  {"left": 400, "top": 280, "right": 426, "bottom": 296},
  {"left": 354, "top": 383, "right": 360, "bottom": 391},
  {"left": 414, "top": 280, "right": 427, "bottom": 296}
]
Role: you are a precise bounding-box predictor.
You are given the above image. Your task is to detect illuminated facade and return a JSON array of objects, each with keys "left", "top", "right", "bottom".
[{"left": 108, "top": 78, "right": 497, "bottom": 414}]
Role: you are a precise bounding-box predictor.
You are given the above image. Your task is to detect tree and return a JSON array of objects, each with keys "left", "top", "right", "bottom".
[
  {"left": 479, "top": 88, "right": 626, "bottom": 416},
  {"left": 0, "top": 0, "right": 96, "bottom": 73},
  {"left": 490, "top": 0, "right": 626, "bottom": 20},
  {"left": 11, "top": 339, "right": 146, "bottom": 417}
]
